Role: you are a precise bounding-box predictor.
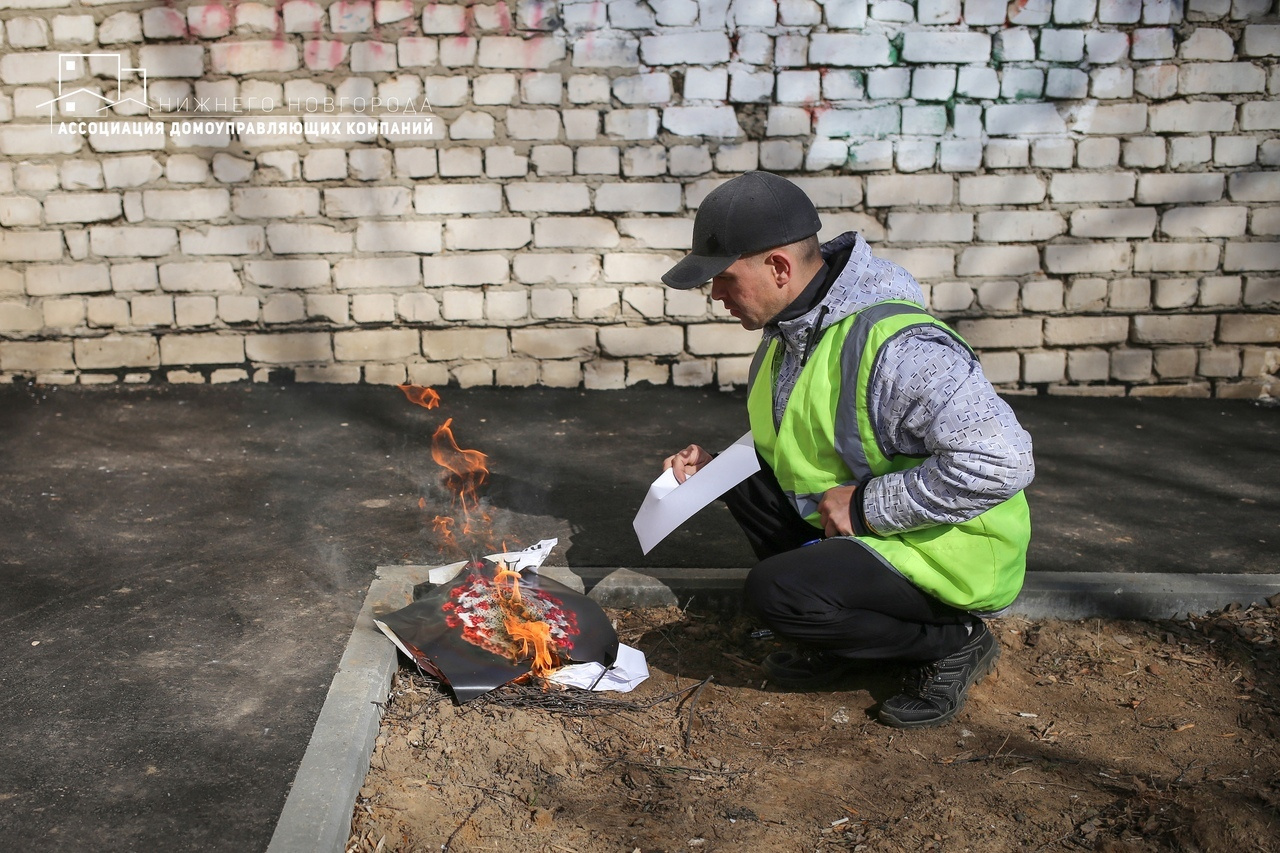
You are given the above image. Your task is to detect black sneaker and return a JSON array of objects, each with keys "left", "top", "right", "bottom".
[
  {"left": 763, "top": 649, "right": 863, "bottom": 690},
  {"left": 878, "top": 622, "right": 1000, "bottom": 728}
]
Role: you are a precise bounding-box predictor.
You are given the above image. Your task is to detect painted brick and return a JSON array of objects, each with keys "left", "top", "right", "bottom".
[
  {"left": 88, "top": 227, "right": 175, "bottom": 258},
  {"left": 1071, "top": 103, "right": 1147, "bottom": 135},
  {"left": 1219, "top": 315, "right": 1279, "bottom": 344},
  {"left": 1043, "top": 316, "right": 1129, "bottom": 345},
  {"left": 1136, "top": 173, "right": 1224, "bottom": 204},
  {"left": 1045, "top": 244, "right": 1133, "bottom": 273},
  {"left": 333, "top": 329, "right": 418, "bottom": 362},
  {"left": 1180, "top": 62, "right": 1267, "bottom": 94},
  {"left": 179, "top": 226, "right": 266, "bottom": 256},
  {"left": 24, "top": 263, "right": 109, "bottom": 297},
  {"left": 876, "top": 248, "right": 955, "bottom": 280},
  {"left": 242, "top": 260, "right": 329, "bottom": 290},
  {"left": 1070, "top": 208, "right": 1158, "bottom": 238},
  {"left": 1241, "top": 102, "right": 1280, "bottom": 131},
  {"left": 142, "top": 189, "right": 231, "bottom": 221}
]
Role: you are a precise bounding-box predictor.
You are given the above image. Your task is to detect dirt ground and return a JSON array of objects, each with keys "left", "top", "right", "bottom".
[{"left": 348, "top": 599, "right": 1280, "bottom": 853}]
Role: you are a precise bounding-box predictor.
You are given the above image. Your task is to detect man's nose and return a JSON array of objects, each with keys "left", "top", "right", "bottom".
[{"left": 709, "top": 279, "right": 725, "bottom": 300}]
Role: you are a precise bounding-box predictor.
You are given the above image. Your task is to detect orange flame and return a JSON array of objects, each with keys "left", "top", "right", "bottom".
[
  {"left": 493, "top": 562, "right": 558, "bottom": 677},
  {"left": 430, "top": 417, "right": 491, "bottom": 549},
  {"left": 397, "top": 384, "right": 441, "bottom": 409}
]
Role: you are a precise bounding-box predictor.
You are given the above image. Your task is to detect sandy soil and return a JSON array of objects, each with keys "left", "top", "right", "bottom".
[{"left": 349, "top": 600, "right": 1280, "bottom": 852}]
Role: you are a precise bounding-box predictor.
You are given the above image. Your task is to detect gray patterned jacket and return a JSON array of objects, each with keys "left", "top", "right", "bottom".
[{"left": 760, "top": 231, "right": 1035, "bottom": 534}]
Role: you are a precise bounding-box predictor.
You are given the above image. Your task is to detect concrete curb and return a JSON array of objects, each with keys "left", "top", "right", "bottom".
[
  {"left": 269, "top": 568, "right": 1280, "bottom": 851},
  {"left": 266, "top": 565, "right": 431, "bottom": 853}
]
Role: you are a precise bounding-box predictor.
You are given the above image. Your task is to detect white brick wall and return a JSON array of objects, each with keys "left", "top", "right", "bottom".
[{"left": 0, "top": 8, "right": 1271, "bottom": 397}]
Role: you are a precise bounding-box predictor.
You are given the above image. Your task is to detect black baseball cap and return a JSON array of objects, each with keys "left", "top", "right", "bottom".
[{"left": 662, "top": 171, "right": 823, "bottom": 290}]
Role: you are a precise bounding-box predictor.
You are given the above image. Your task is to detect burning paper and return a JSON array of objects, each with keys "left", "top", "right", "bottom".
[{"left": 376, "top": 557, "right": 620, "bottom": 702}]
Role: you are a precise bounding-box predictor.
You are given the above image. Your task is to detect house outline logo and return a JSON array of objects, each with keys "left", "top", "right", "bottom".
[{"left": 36, "top": 53, "right": 153, "bottom": 126}]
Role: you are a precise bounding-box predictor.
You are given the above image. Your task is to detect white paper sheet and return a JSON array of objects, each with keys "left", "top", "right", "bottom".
[
  {"left": 632, "top": 431, "right": 760, "bottom": 554},
  {"left": 485, "top": 538, "right": 558, "bottom": 574},
  {"left": 548, "top": 642, "right": 649, "bottom": 692}
]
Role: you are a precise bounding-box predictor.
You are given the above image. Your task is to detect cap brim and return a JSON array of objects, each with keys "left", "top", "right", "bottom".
[{"left": 661, "top": 252, "right": 737, "bottom": 290}]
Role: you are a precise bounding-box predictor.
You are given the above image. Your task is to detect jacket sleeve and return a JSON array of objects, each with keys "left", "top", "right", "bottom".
[{"left": 856, "top": 326, "right": 1035, "bottom": 534}]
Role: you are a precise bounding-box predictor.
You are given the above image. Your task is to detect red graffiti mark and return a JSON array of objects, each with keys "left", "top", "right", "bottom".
[{"left": 194, "top": 2, "right": 233, "bottom": 37}]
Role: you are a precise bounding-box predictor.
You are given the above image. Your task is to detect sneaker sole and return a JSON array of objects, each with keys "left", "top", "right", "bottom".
[{"left": 877, "top": 641, "right": 1001, "bottom": 729}]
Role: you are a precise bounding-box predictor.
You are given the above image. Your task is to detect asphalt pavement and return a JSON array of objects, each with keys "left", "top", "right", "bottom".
[{"left": 0, "top": 382, "right": 1276, "bottom": 850}]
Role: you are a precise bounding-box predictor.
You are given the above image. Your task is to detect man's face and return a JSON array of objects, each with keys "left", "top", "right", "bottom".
[{"left": 709, "top": 252, "right": 788, "bottom": 331}]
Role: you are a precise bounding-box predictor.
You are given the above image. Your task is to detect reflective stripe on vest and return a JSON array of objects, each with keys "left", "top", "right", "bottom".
[{"left": 747, "top": 301, "right": 1030, "bottom": 611}]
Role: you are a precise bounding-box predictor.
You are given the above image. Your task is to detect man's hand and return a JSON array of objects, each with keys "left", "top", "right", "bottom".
[
  {"left": 663, "top": 444, "right": 713, "bottom": 484},
  {"left": 816, "top": 485, "right": 859, "bottom": 538}
]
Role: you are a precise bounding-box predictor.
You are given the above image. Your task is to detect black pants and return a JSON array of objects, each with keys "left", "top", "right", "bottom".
[{"left": 725, "top": 461, "right": 974, "bottom": 663}]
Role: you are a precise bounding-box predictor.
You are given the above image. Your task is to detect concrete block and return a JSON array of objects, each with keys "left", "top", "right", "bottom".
[
  {"left": 576, "top": 287, "right": 619, "bottom": 319},
  {"left": 640, "top": 32, "right": 730, "bottom": 65},
  {"left": 1200, "top": 276, "right": 1243, "bottom": 306},
  {"left": 1180, "top": 63, "right": 1266, "bottom": 94},
  {"left": 571, "top": 35, "right": 639, "bottom": 68},
  {"left": 1110, "top": 348, "right": 1153, "bottom": 382},
  {"left": 930, "top": 282, "right": 975, "bottom": 312},
  {"left": 0, "top": 340, "right": 75, "bottom": 373},
  {"left": 246, "top": 332, "right": 331, "bottom": 364},
  {"left": 902, "top": 31, "right": 990, "bottom": 63},
  {"left": 511, "top": 327, "right": 597, "bottom": 359},
  {"left": 598, "top": 326, "right": 683, "bottom": 357},
  {"left": 1023, "top": 350, "right": 1066, "bottom": 384},
  {"left": 242, "top": 260, "right": 330, "bottom": 290},
  {"left": 1241, "top": 102, "right": 1280, "bottom": 131},
  {"left": 1229, "top": 172, "right": 1280, "bottom": 202},
  {"left": 603, "top": 253, "right": 675, "bottom": 283},
  {"left": 533, "top": 217, "right": 619, "bottom": 249},
  {"left": 142, "top": 189, "right": 231, "bottom": 221},
  {"left": 986, "top": 103, "right": 1066, "bottom": 136},
  {"left": 876, "top": 248, "right": 954, "bottom": 280},
  {"left": 1132, "top": 315, "right": 1217, "bottom": 344}
]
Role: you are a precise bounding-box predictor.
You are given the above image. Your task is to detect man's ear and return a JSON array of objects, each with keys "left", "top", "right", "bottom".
[{"left": 766, "top": 250, "right": 793, "bottom": 287}]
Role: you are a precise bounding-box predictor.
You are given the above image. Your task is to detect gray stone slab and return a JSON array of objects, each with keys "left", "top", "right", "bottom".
[{"left": 267, "top": 566, "right": 427, "bottom": 853}]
